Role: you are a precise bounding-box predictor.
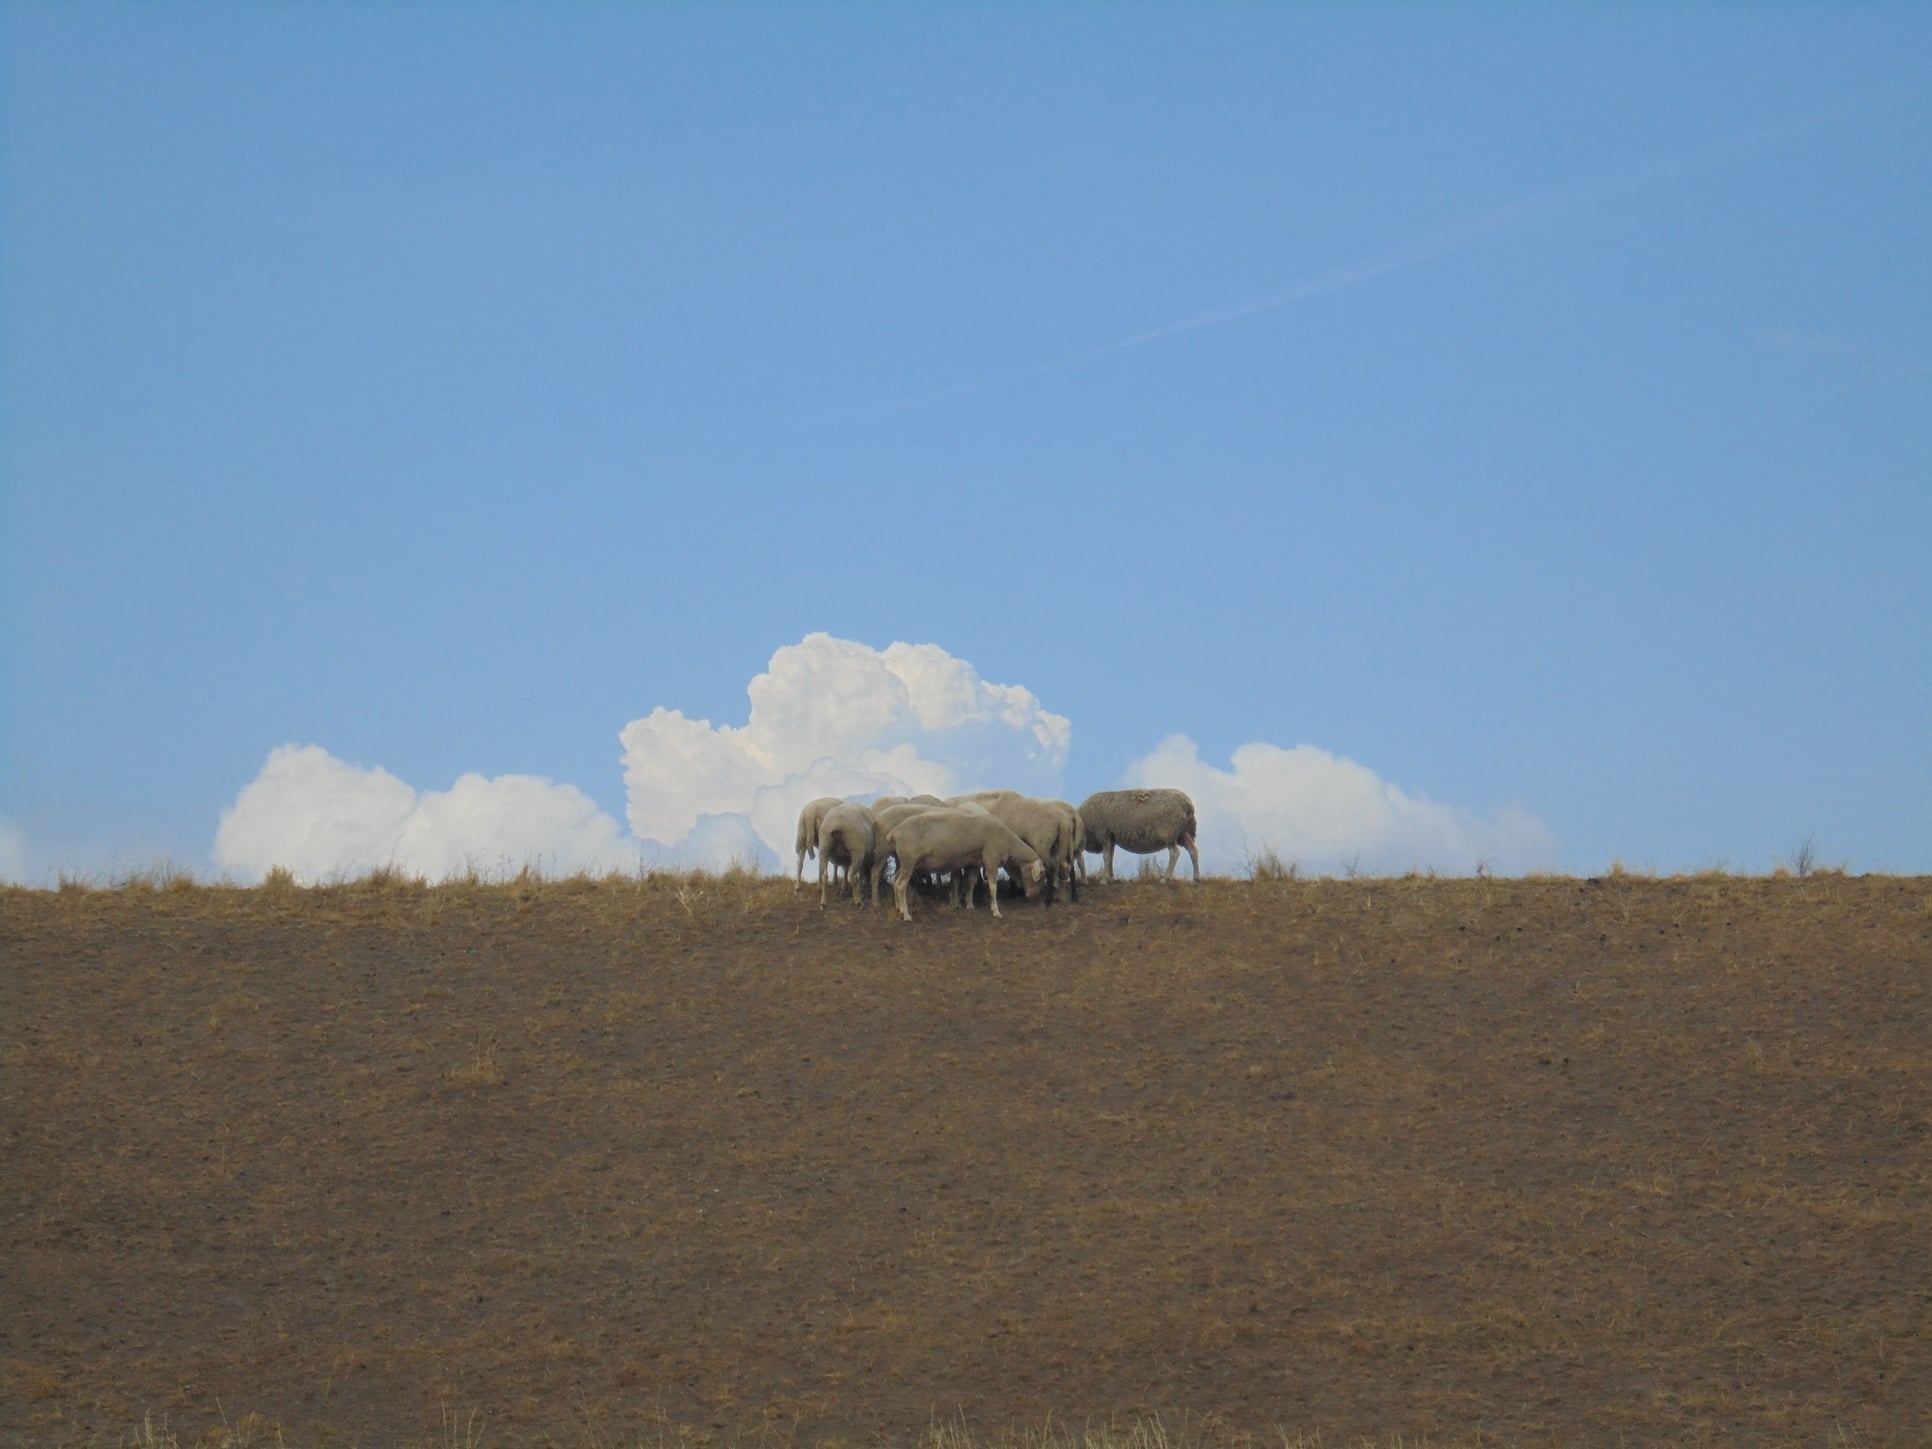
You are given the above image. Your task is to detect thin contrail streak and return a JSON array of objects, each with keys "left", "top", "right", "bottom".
[
  {"left": 1089, "top": 96, "right": 1894, "bottom": 360},
  {"left": 853, "top": 93, "right": 1904, "bottom": 415}
]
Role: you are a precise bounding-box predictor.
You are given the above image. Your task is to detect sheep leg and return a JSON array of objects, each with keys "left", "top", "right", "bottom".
[
  {"left": 1103, "top": 843, "right": 1116, "bottom": 883},
  {"left": 985, "top": 853, "right": 1003, "bottom": 918},
  {"left": 818, "top": 848, "right": 831, "bottom": 908},
  {"left": 894, "top": 871, "right": 913, "bottom": 922},
  {"left": 1184, "top": 832, "right": 1201, "bottom": 883},
  {"left": 1165, "top": 844, "right": 1180, "bottom": 881}
]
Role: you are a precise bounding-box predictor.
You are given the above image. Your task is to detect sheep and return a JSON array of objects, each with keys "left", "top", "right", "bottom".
[
  {"left": 867, "top": 792, "right": 944, "bottom": 820},
  {"left": 817, "top": 802, "right": 883, "bottom": 908},
  {"left": 1077, "top": 788, "right": 1200, "bottom": 883},
  {"left": 883, "top": 811, "right": 1047, "bottom": 921},
  {"left": 868, "top": 803, "right": 980, "bottom": 907},
  {"left": 871, "top": 802, "right": 944, "bottom": 838},
  {"left": 793, "top": 796, "right": 845, "bottom": 891},
  {"left": 1049, "top": 799, "right": 1086, "bottom": 898},
  {"left": 986, "top": 795, "right": 1083, "bottom": 905},
  {"left": 948, "top": 789, "right": 1021, "bottom": 810}
]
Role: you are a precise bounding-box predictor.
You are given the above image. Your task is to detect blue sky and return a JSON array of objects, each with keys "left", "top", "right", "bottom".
[{"left": 3, "top": 4, "right": 1928, "bottom": 883}]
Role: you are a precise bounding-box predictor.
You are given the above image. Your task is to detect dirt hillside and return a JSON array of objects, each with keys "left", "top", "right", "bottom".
[{"left": 3, "top": 871, "right": 1927, "bottom": 1447}]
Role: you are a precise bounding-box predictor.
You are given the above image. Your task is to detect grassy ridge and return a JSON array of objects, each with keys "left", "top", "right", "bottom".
[{"left": 3, "top": 871, "right": 1928, "bottom": 1447}]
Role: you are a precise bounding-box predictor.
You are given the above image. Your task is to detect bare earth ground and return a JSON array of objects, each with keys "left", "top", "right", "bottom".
[{"left": 2, "top": 871, "right": 1928, "bottom": 1447}]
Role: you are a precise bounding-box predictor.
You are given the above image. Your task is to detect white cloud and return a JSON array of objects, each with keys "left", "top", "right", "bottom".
[
  {"left": 214, "top": 744, "right": 635, "bottom": 884},
  {"left": 621, "top": 633, "right": 1070, "bottom": 866},
  {"left": 667, "top": 813, "right": 781, "bottom": 874},
  {"left": 208, "top": 635, "right": 1071, "bottom": 881},
  {"left": 1123, "top": 735, "right": 1559, "bottom": 877},
  {"left": 0, "top": 816, "right": 26, "bottom": 885},
  {"left": 208, "top": 639, "right": 1552, "bottom": 885}
]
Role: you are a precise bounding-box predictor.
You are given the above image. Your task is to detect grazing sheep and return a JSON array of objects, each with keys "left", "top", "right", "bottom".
[
  {"left": 794, "top": 796, "right": 845, "bottom": 891},
  {"left": 1077, "top": 788, "right": 1200, "bottom": 883},
  {"left": 948, "top": 789, "right": 1021, "bottom": 810},
  {"left": 869, "top": 801, "right": 945, "bottom": 878},
  {"left": 987, "top": 795, "right": 1083, "bottom": 905},
  {"left": 871, "top": 802, "right": 944, "bottom": 838},
  {"left": 884, "top": 812, "right": 1046, "bottom": 922},
  {"left": 868, "top": 803, "right": 978, "bottom": 907},
  {"left": 870, "top": 795, "right": 910, "bottom": 812},
  {"left": 817, "top": 802, "right": 883, "bottom": 908},
  {"left": 1058, "top": 801, "right": 1087, "bottom": 893}
]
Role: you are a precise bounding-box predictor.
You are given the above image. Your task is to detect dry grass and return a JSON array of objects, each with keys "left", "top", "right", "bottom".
[
  {"left": 33, "top": 1408, "right": 1484, "bottom": 1449},
  {"left": 3, "top": 870, "right": 1928, "bottom": 1448}
]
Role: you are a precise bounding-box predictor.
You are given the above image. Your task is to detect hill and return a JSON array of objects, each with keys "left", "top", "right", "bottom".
[{"left": 3, "top": 870, "right": 1927, "bottom": 1446}]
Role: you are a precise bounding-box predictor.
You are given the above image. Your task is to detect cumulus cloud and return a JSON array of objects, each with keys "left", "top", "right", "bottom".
[
  {"left": 0, "top": 815, "right": 26, "bottom": 885},
  {"left": 210, "top": 635, "right": 1071, "bottom": 881},
  {"left": 1124, "top": 735, "right": 1559, "bottom": 878},
  {"left": 214, "top": 744, "right": 635, "bottom": 884},
  {"left": 621, "top": 633, "right": 1070, "bottom": 867},
  {"left": 209, "top": 637, "right": 1551, "bottom": 884}
]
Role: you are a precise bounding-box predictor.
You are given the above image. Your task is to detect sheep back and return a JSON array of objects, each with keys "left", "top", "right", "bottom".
[{"left": 1077, "top": 788, "right": 1198, "bottom": 854}]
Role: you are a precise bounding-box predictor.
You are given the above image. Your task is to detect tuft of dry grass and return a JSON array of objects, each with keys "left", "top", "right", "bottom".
[
  {"left": 444, "top": 1036, "right": 506, "bottom": 1088},
  {"left": 1242, "top": 846, "right": 1296, "bottom": 882}
]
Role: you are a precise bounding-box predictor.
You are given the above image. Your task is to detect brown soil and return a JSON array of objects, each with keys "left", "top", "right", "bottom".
[{"left": 2, "top": 871, "right": 1928, "bottom": 1447}]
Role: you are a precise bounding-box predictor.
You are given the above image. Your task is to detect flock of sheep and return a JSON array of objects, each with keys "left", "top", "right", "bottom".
[{"left": 795, "top": 787, "right": 1201, "bottom": 922}]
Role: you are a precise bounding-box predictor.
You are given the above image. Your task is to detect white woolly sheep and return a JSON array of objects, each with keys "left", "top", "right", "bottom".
[
  {"left": 794, "top": 796, "right": 845, "bottom": 892},
  {"left": 947, "top": 789, "right": 1021, "bottom": 810},
  {"left": 868, "top": 803, "right": 980, "bottom": 907},
  {"left": 817, "top": 802, "right": 883, "bottom": 908},
  {"left": 987, "top": 795, "right": 1083, "bottom": 905},
  {"left": 870, "top": 802, "right": 944, "bottom": 837},
  {"left": 1077, "top": 788, "right": 1200, "bottom": 884},
  {"left": 884, "top": 812, "right": 1046, "bottom": 922}
]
